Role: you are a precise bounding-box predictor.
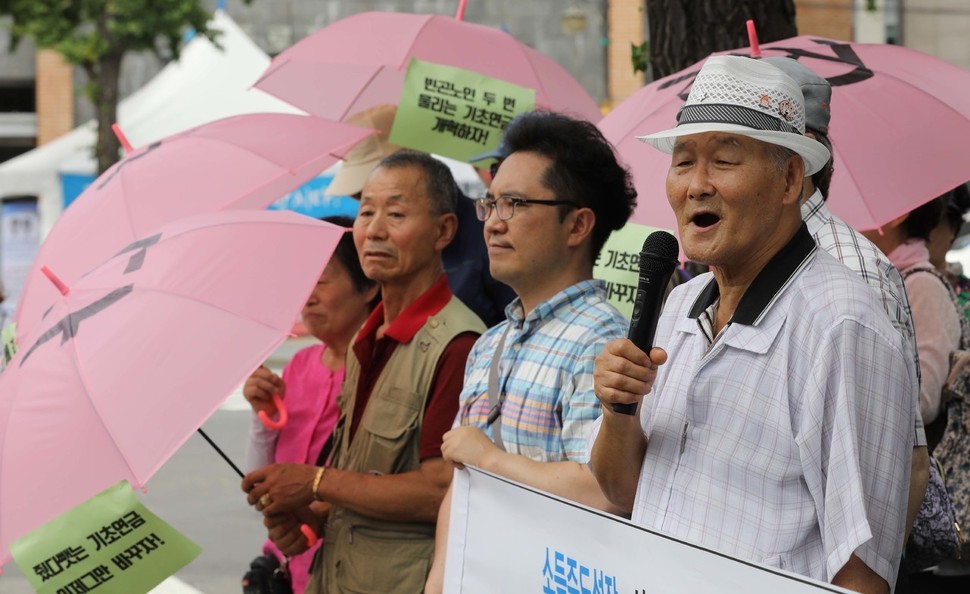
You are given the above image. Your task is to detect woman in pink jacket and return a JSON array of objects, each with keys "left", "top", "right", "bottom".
[{"left": 243, "top": 217, "right": 378, "bottom": 594}]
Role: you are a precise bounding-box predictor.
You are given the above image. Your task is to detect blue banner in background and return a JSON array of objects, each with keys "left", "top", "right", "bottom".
[
  {"left": 59, "top": 173, "right": 358, "bottom": 219},
  {"left": 265, "top": 175, "right": 359, "bottom": 219},
  {"left": 60, "top": 173, "right": 94, "bottom": 209}
]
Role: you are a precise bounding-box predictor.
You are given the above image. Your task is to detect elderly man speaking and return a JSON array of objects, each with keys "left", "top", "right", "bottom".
[{"left": 590, "top": 56, "right": 915, "bottom": 594}]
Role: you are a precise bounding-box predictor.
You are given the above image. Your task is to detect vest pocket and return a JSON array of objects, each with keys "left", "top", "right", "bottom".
[
  {"left": 335, "top": 525, "right": 433, "bottom": 594},
  {"left": 357, "top": 387, "right": 422, "bottom": 475}
]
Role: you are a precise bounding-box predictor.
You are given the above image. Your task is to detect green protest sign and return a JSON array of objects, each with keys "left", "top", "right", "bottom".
[
  {"left": 593, "top": 222, "right": 672, "bottom": 321},
  {"left": 389, "top": 58, "right": 536, "bottom": 162},
  {"left": 11, "top": 480, "right": 201, "bottom": 594}
]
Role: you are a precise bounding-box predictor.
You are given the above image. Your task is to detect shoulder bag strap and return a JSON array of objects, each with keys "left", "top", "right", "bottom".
[{"left": 486, "top": 325, "right": 513, "bottom": 452}]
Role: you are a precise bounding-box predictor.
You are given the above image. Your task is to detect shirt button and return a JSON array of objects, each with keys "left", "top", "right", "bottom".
[{"left": 429, "top": 319, "right": 439, "bottom": 328}]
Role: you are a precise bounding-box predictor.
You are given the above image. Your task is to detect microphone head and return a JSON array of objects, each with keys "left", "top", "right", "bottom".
[{"left": 639, "top": 231, "right": 680, "bottom": 274}]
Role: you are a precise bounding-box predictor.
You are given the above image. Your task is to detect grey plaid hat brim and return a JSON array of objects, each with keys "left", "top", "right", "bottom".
[
  {"left": 636, "top": 54, "right": 831, "bottom": 176},
  {"left": 637, "top": 121, "right": 831, "bottom": 176}
]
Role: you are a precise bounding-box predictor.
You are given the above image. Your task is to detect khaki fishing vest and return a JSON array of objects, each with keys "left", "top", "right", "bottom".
[{"left": 310, "top": 296, "right": 484, "bottom": 594}]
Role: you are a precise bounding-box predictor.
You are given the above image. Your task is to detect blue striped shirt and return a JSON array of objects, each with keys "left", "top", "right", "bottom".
[{"left": 458, "top": 279, "right": 627, "bottom": 462}]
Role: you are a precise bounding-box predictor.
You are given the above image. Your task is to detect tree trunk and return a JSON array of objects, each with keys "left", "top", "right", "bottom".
[
  {"left": 89, "top": 6, "right": 124, "bottom": 175},
  {"left": 91, "top": 52, "right": 123, "bottom": 175},
  {"left": 646, "top": 0, "right": 797, "bottom": 79}
]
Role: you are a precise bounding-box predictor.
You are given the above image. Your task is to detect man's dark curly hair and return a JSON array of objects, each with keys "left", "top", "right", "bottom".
[{"left": 498, "top": 111, "right": 637, "bottom": 261}]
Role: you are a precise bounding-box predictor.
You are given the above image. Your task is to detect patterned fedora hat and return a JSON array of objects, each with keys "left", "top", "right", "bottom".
[{"left": 637, "top": 55, "right": 831, "bottom": 175}]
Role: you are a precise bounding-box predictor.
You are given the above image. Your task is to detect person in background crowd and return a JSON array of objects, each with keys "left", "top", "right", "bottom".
[
  {"left": 863, "top": 195, "right": 959, "bottom": 436},
  {"left": 928, "top": 184, "right": 970, "bottom": 321},
  {"left": 905, "top": 186, "right": 970, "bottom": 591}
]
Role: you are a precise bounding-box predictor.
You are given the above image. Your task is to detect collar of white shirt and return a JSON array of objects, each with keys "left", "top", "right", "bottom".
[{"left": 686, "top": 224, "right": 817, "bottom": 327}]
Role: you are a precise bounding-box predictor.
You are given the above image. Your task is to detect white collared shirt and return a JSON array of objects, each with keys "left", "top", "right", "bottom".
[
  {"left": 801, "top": 189, "right": 925, "bottom": 446},
  {"left": 628, "top": 236, "right": 913, "bottom": 587}
]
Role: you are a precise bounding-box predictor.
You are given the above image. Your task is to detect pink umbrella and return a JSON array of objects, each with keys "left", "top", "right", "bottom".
[
  {"left": 0, "top": 210, "right": 345, "bottom": 566},
  {"left": 252, "top": 11, "right": 602, "bottom": 123},
  {"left": 14, "top": 113, "right": 372, "bottom": 344},
  {"left": 602, "top": 36, "right": 970, "bottom": 236}
]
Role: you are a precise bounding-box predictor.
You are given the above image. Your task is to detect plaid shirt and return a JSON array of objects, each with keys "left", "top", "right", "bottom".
[
  {"left": 802, "top": 190, "right": 925, "bottom": 446},
  {"left": 458, "top": 280, "right": 626, "bottom": 462},
  {"left": 632, "top": 230, "right": 914, "bottom": 586}
]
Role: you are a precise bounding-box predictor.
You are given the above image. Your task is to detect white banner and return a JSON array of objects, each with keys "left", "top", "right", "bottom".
[{"left": 444, "top": 467, "right": 852, "bottom": 594}]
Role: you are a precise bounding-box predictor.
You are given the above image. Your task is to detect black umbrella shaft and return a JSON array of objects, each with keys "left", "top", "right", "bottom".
[{"left": 197, "top": 428, "right": 244, "bottom": 478}]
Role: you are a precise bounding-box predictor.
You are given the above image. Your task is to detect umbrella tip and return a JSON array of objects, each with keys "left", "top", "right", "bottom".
[
  {"left": 456, "top": 0, "right": 467, "bottom": 21},
  {"left": 41, "top": 265, "right": 70, "bottom": 296},
  {"left": 112, "top": 123, "right": 134, "bottom": 154},
  {"left": 746, "top": 19, "right": 761, "bottom": 58}
]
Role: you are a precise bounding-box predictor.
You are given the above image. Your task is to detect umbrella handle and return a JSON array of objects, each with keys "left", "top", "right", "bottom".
[
  {"left": 301, "top": 524, "right": 318, "bottom": 547},
  {"left": 258, "top": 393, "right": 288, "bottom": 430}
]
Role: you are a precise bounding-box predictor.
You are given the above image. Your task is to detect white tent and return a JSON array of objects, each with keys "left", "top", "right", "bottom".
[{"left": 0, "top": 9, "right": 302, "bottom": 237}]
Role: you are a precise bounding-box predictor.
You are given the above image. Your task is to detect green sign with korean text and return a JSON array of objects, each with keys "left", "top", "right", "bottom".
[
  {"left": 594, "top": 222, "right": 672, "bottom": 321},
  {"left": 389, "top": 58, "right": 536, "bottom": 162},
  {"left": 11, "top": 480, "right": 201, "bottom": 594}
]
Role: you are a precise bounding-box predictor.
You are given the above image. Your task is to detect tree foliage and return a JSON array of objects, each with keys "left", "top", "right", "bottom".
[
  {"left": 632, "top": 40, "right": 649, "bottom": 75},
  {"left": 0, "top": 0, "right": 236, "bottom": 173}
]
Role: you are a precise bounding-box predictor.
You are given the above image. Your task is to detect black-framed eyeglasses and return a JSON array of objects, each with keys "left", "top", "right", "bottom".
[{"left": 474, "top": 195, "right": 579, "bottom": 222}]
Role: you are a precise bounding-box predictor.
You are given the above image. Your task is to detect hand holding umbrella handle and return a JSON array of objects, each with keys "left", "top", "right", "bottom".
[
  {"left": 300, "top": 524, "right": 318, "bottom": 547},
  {"left": 258, "top": 393, "right": 288, "bottom": 430}
]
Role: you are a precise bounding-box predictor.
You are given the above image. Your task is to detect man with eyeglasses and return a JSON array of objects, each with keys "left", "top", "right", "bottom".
[{"left": 425, "top": 111, "right": 637, "bottom": 593}]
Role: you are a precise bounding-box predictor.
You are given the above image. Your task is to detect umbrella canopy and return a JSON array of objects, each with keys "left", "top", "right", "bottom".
[
  {"left": 14, "top": 113, "right": 372, "bottom": 344},
  {"left": 602, "top": 36, "right": 970, "bottom": 237},
  {"left": 0, "top": 210, "right": 346, "bottom": 566},
  {"left": 253, "top": 11, "right": 601, "bottom": 123}
]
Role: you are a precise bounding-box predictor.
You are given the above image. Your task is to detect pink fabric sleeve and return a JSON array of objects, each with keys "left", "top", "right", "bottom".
[{"left": 906, "top": 273, "right": 961, "bottom": 424}]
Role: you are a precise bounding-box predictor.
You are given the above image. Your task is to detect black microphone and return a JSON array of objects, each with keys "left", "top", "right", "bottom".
[{"left": 613, "top": 231, "right": 680, "bottom": 415}]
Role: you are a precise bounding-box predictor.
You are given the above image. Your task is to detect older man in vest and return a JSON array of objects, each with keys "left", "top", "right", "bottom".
[{"left": 243, "top": 150, "right": 485, "bottom": 593}]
